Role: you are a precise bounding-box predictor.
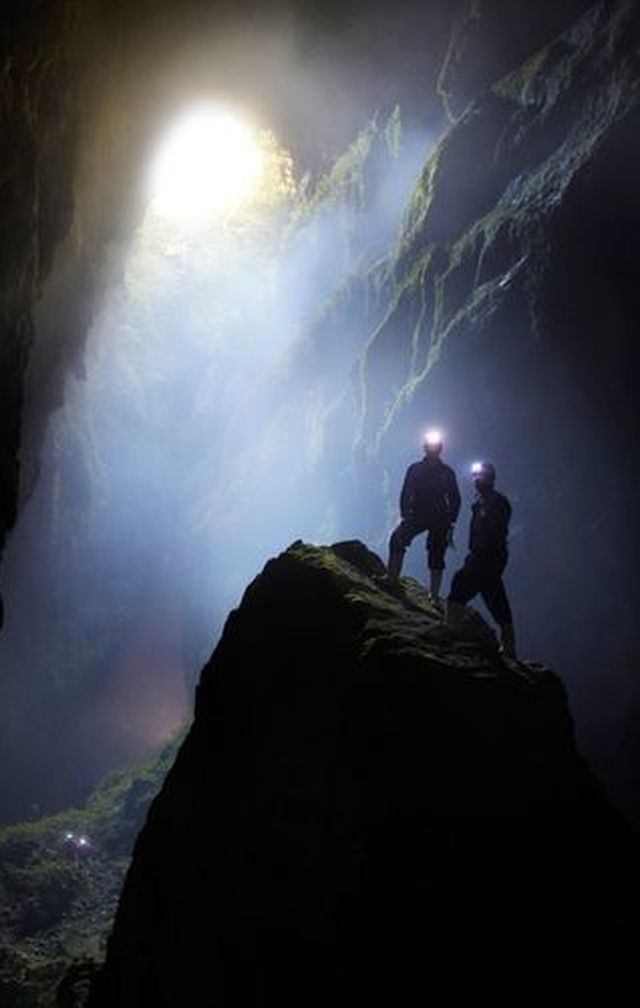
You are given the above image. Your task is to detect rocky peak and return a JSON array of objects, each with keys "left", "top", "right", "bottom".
[{"left": 88, "top": 540, "right": 638, "bottom": 1006}]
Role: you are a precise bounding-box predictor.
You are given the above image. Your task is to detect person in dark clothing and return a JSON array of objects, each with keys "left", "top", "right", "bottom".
[
  {"left": 447, "top": 460, "right": 516, "bottom": 658},
  {"left": 387, "top": 429, "right": 461, "bottom": 601}
]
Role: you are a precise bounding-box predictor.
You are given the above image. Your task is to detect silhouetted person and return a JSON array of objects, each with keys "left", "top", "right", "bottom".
[
  {"left": 387, "top": 429, "right": 461, "bottom": 601},
  {"left": 447, "top": 460, "right": 516, "bottom": 658}
]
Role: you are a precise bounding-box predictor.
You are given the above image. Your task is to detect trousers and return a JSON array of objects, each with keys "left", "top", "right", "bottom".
[
  {"left": 389, "top": 517, "right": 449, "bottom": 571},
  {"left": 449, "top": 552, "right": 512, "bottom": 626}
]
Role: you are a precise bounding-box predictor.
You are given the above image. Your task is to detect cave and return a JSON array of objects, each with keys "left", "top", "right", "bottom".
[{"left": 0, "top": 1, "right": 639, "bottom": 1004}]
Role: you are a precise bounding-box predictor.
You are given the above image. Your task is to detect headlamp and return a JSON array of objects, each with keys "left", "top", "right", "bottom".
[{"left": 424, "top": 428, "right": 443, "bottom": 447}]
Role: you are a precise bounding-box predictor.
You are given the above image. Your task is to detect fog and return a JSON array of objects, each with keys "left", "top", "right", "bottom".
[
  {"left": 0, "top": 95, "right": 435, "bottom": 819},
  {"left": 0, "top": 0, "right": 637, "bottom": 828}
]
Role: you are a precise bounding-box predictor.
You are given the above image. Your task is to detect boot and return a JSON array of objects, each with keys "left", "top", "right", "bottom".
[
  {"left": 499, "top": 623, "right": 517, "bottom": 659},
  {"left": 429, "top": 569, "right": 443, "bottom": 605}
]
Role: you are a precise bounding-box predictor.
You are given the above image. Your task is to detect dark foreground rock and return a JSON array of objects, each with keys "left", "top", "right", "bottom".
[{"left": 88, "top": 542, "right": 638, "bottom": 1007}]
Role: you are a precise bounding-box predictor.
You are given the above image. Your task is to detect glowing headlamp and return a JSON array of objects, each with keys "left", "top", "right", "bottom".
[
  {"left": 424, "top": 428, "right": 443, "bottom": 447},
  {"left": 471, "top": 461, "right": 484, "bottom": 476}
]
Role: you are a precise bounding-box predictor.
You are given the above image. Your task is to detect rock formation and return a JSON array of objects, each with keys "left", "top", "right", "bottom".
[{"left": 88, "top": 542, "right": 638, "bottom": 1006}]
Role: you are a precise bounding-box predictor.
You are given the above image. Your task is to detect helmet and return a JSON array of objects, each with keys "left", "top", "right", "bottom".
[{"left": 471, "top": 460, "right": 496, "bottom": 483}]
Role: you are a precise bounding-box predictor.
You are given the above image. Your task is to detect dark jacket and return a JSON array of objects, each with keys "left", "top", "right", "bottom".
[
  {"left": 400, "top": 457, "right": 461, "bottom": 526},
  {"left": 469, "top": 489, "right": 511, "bottom": 557}
]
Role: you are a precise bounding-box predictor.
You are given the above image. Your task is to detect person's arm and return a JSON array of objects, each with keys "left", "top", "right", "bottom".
[
  {"left": 399, "top": 466, "right": 415, "bottom": 518},
  {"left": 482, "top": 496, "right": 511, "bottom": 550},
  {"left": 498, "top": 497, "right": 512, "bottom": 541},
  {"left": 447, "top": 469, "right": 462, "bottom": 525}
]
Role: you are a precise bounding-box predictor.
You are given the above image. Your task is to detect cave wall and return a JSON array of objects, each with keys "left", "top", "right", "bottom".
[
  {"left": 1, "top": 1, "right": 81, "bottom": 550},
  {"left": 0, "top": 0, "right": 254, "bottom": 560},
  {"left": 334, "top": 0, "right": 640, "bottom": 811},
  {"left": 437, "top": 0, "right": 595, "bottom": 119},
  {"left": 0, "top": 0, "right": 157, "bottom": 556},
  {"left": 0, "top": 0, "right": 209, "bottom": 818}
]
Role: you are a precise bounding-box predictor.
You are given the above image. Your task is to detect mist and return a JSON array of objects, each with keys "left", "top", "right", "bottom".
[
  {"left": 1, "top": 0, "right": 637, "bottom": 834},
  {"left": 0, "top": 92, "right": 434, "bottom": 819}
]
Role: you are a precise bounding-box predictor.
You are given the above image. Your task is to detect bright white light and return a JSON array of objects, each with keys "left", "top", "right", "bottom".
[
  {"left": 148, "top": 106, "right": 264, "bottom": 222},
  {"left": 424, "top": 428, "right": 443, "bottom": 446},
  {"left": 471, "top": 462, "right": 484, "bottom": 475}
]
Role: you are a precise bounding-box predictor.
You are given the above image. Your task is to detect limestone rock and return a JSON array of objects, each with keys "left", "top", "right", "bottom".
[{"left": 88, "top": 541, "right": 638, "bottom": 1006}]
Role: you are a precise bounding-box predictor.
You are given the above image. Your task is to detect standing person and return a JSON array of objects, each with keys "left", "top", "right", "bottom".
[
  {"left": 387, "top": 429, "right": 461, "bottom": 602},
  {"left": 447, "top": 460, "right": 516, "bottom": 658}
]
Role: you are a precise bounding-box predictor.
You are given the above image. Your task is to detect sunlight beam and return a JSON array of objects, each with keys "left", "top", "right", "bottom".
[{"left": 148, "top": 105, "right": 264, "bottom": 222}]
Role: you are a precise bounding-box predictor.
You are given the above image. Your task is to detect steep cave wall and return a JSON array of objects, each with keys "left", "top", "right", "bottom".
[
  {"left": 0, "top": 2, "right": 206, "bottom": 822},
  {"left": 437, "top": 0, "right": 595, "bottom": 119},
  {"left": 317, "top": 0, "right": 640, "bottom": 813},
  {"left": 0, "top": 0, "right": 165, "bottom": 557},
  {"left": 358, "top": 0, "right": 640, "bottom": 456},
  {"left": 0, "top": 0, "right": 82, "bottom": 552},
  {"left": 1, "top": 1, "right": 207, "bottom": 550}
]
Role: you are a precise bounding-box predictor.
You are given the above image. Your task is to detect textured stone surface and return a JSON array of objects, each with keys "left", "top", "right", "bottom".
[
  {"left": 0, "top": 1, "right": 150, "bottom": 554},
  {"left": 88, "top": 541, "right": 638, "bottom": 1006},
  {"left": 437, "top": 0, "right": 594, "bottom": 120}
]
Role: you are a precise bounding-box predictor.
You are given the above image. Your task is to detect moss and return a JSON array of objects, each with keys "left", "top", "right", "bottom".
[
  {"left": 436, "top": 0, "right": 482, "bottom": 121},
  {"left": 394, "top": 137, "right": 446, "bottom": 267},
  {"left": 281, "top": 542, "right": 499, "bottom": 671},
  {"left": 384, "top": 104, "right": 402, "bottom": 159},
  {"left": 0, "top": 727, "right": 186, "bottom": 1005},
  {"left": 493, "top": 43, "right": 554, "bottom": 107},
  {"left": 286, "top": 109, "right": 403, "bottom": 267},
  {"left": 288, "top": 121, "right": 378, "bottom": 228},
  {"left": 354, "top": 0, "right": 640, "bottom": 456}
]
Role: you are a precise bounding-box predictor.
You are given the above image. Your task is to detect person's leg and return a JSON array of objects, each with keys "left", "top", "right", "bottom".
[
  {"left": 446, "top": 554, "right": 481, "bottom": 623},
  {"left": 430, "top": 569, "right": 443, "bottom": 600},
  {"left": 388, "top": 518, "right": 423, "bottom": 581},
  {"left": 498, "top": 621, "right": 516, "bottom": 658},
  {"left": 426, "top": 525, "right": 448, "bottom": 600},
  {"left": 480, "top": 570, "right": 516, "bottom": 658}
]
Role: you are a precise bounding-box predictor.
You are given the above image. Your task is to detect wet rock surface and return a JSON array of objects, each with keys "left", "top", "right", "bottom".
[{"left": 88, "top": 541, "right": 638, "bottom": 1006}]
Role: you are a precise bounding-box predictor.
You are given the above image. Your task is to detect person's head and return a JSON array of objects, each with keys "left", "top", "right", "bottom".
[
  {"left": 423, "top": 428, "right": 443, "bottom": 458},
  {"left": 471, "top": 460, "right": 496, "bottom": 492}
]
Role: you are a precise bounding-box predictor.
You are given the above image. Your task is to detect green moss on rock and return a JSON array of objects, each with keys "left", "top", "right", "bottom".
[{"left": 0, "top": 730, "right": 185, "bottom": 1007}]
